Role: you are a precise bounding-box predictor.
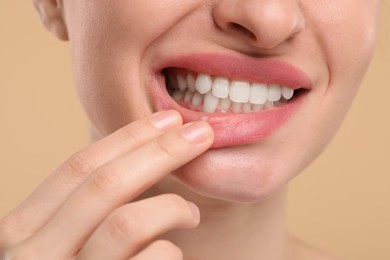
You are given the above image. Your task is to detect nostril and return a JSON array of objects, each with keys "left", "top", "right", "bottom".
[{"left": 228, "top": 22, "right": 257, "bottom": 41}]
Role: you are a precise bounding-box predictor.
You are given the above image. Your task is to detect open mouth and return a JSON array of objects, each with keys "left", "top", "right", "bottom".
[
  {"left": 151, "top": 54, "right": 311, "bottom": 148},
  {"left": 163, "top": 67, "right": 304, "bottom": 114}
]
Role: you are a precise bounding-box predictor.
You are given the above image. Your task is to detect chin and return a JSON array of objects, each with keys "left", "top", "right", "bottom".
[{"left": 169, "top": 143, "right": 303, "bottom": 203}]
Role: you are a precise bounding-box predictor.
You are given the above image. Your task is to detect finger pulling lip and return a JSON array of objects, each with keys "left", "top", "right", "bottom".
[{"left": 150, "top": 53, "right": 312, "bottom": 148}]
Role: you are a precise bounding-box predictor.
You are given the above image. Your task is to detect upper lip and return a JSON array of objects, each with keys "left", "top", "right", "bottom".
[{"left": 153, "top": 53, "right": 312, "bottom": 91}]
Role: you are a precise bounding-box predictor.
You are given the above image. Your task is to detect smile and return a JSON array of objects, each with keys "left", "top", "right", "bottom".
[{"left": 151, "top": 53, "right": 312, "bottom": 148}]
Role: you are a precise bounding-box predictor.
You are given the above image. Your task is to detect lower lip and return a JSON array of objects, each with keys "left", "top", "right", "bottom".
[{"left": 151, "top": 73, "right": 305, "bottom": 148}]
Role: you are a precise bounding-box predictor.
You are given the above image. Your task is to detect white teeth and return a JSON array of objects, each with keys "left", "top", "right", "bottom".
[
  {"left": 232, "top": 102, "right": 242, "bottom": 113},
  {"left": 212, "top": 77, "right": 230, "bottom": 99},
  {"left": 230, "top": 81, "right": 250, "bottom": 103},
  {"left": 177, "top": 75, "right": 187, "bottom": 91},
  {"left": 195, "top": 74, "right": 213, "bottom": 94},
  {"left": 169, "top": 71, "right": 298, "bottom": 113},
  {"left": 192, "top": 92, "right": 203, "bottom": 108},
  {"left": 250, "top": 83, "right": 268, "bottom": 105},
  {"left": 252, "top": 104, "right": 264, "bottom": 112},
  {"left": 281, "top": 86, "right": 294, "bottom": 100},
  {"left": 220, "top": 98, "right": 231, "bottom": 112},
  {"left": 274, "top": 100, "right": 283, "bottom": 107},
  {"left": 184, "top": 91, "right": 193, "bottom": 103},
  {"left": 172, "top": 90, "right": 184, "bottom": 102},
  {"left": 187, "top": 74, "right": 196, "bottom": 93},
  {"left": 242, "top": 103, "right": 252, "bottom": 113},
  {"left": 203, "top": 92, "right": 219, "bottom": 113},
  {"left": 268, "top": 84, "right": 282, "bottom": 102},
  {"left": 264, "top": 101, "right": 274, "bottom": 109}
]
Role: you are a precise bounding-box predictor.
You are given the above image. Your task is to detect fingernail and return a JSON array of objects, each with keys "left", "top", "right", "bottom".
[
  {"left": 187, "top": 201, "right": 200, "bottom": 219},
  {"left": 151, "top": 110, "right": 180, "bottom": 130},
  {"left": 180, "top": 122, "right": 211, "bottom": 143}
]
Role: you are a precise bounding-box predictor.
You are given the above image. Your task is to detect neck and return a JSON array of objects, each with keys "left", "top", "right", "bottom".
[{"left": 142, "top": 179, "right": 290, "bottom": 260}]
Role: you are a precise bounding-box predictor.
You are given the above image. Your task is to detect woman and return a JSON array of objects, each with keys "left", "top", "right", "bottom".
[{"left": 0, "top": 0, "right": 380, "bottom": 259}]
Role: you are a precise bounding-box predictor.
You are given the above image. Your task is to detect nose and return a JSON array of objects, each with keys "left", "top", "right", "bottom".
[{"left": 212, "top": 0, "right": 306, "bottom": 50}]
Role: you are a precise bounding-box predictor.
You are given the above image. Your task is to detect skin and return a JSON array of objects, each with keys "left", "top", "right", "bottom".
[{"left": 0, "top": 0, "right": 380, "bottom": 259}]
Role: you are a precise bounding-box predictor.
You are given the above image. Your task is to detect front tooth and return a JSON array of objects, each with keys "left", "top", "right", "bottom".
[
  {"left": 250, "top": 83, "right": 268, "bottom": 105},
  {"left": 220, "top": 98, "right": 231, "bottom": 113},
  {"left": 281, "top": 86, "right": 294, "bottom": 100},
  {"left": 203, "top": 92, "right": 219, "bottom": 113},
  {"left": 195, "top": 74, "right": 212, "bottom": 94},
  {"left": 268, "top": 84, "right": 282, "bottom": 102},
  {"left": 212, "top": 77, "right": 230, "bottom": 99},
  {"left": 177, "top": 75, "right": 187, "bottom": 91},
  {"left": 230, "top": 81, "right": 250, "bottom": 103},
  {"left": 187, "top": 73, "right": 196, "bottom": 93},
  {"left": 232, "top": 102, "right": 242, "bottom": 113},
  {"left": 192, "top": 92, "right": 203, "bottom": 108}
]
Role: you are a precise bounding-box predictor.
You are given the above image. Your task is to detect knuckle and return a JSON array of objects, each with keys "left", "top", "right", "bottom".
[
  {"left": 105, "top": 210, "right": 144, "bottom": 245},
  {"left": 153, "top": 240, "right": 183, "bottom": 260},
  {"left": 62, "top": 150, "right": 98, "bottom": 183},
  {"left": 118, "top": 126, "right": 144, "bottom": 146},
  {"left": 154, "top": 136, "right": 180, "bottom": 160},
  {"left": 87, "top": 168, "right": 123, "bottom": 197}
]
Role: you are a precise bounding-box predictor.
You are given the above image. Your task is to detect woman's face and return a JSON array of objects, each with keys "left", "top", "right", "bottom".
[{"left": 61, "top": 0, "right": 379, "bottom": 202}]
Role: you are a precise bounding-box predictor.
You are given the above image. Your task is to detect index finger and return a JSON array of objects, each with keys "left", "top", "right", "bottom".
[
  {"left": 0, "top": 110, "right": 182, "bottom": 242},
  {"left": 30, "top": 121, "right": 214, "bottom": 258}
]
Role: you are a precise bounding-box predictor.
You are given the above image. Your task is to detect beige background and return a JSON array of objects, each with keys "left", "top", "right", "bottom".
[{"left": 1, "top": 2, "right": 389, "bottom": 259}]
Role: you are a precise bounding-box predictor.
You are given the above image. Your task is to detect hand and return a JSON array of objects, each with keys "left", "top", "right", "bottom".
[{"left": 0, "top": 110, "right": 214, "bottom": 259}]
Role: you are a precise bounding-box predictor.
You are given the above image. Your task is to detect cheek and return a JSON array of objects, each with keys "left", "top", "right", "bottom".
[
  {"left": 64, "top": 1, "right": 200, "bottom": 135},
  {"left": 277, "top": 2, "right": 380, "bottom": 193},
  {"left": 306, "top": 0, "right": 379, "bottom": 92},
  {"left": 304, "top": 1, "right": 379, "bottom": 137}
]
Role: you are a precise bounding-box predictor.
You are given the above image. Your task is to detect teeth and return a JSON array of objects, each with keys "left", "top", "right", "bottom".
[
  {"left": 252, "top": 104, "right": 264, "bottom": 112},
  {"left": 168, "top": 70, "right": 299, "bottom": 113},
  {"left": 281, "top": 86, "right": 294, "bottom": 100},
  {"left": 232, "top": 102, "right": 242, "bottom": 113},
  {"left": 264, "top": 101, "right": 274, "bottom": 109},
  {"left": 177, "top": 75, "right": 187, "bottom": 91},
  {"left": 203, "top": 92, "right": 219, "bottom": 113},
  {"left": 250, "top": 83, "right": 268, "bottom": 105},
  {"left": 191, "top": 92, "right": 203, "bottom": 108},
  {"left": 172, "top": 90, "right": 184, "bottom": 102},
  {"left": 168, "top": 74, "right": 178, "bottom": 90},
  {"left": 184, "top": 91, "right": 193, "bottom": 103},
  {"left": 220, "top": 98, "right": 231, "bottom": 112},
  {"left": 268, "top": 84, "right": 282, "bottom": 102},
  {"left": 242, "top": 103, "right": 252, "bottom": 113},
  {"left": 195, "top": 74, "right": 213, "bottom": 94},
  {"left": 187, "top": 74, "right": 196, "bottom": 93},
  {"left": 230, "top": 81, "right": 250, "bottom": 103},
  {"left": 212, "top": 77, "right": 230, "bottom": 99}
]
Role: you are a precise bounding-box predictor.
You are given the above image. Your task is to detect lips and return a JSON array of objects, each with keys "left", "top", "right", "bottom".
[{"left": 150, "top": 53, "right": 312, "bottom": 148}]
